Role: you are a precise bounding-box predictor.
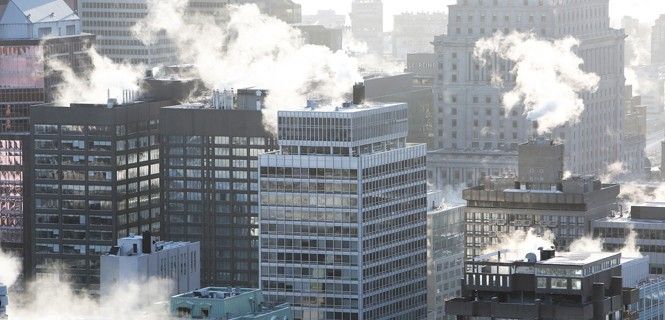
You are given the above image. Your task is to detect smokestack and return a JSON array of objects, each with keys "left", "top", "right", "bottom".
[
  {"left": 539, "top": 247, "right": 555, "bottom": 261},
  {"left": 142, "top": 231, "right": 152, "bottom": 254},
  {"left": 352, "top": 82, "right": 365, "bottom": 105}
]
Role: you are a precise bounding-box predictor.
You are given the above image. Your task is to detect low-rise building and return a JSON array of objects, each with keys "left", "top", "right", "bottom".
[
  {"left": 100, "top": 233, "right": 200, "bottom": 298},
  {"left": 426, "top": 191, "right": 464, "bottom": 320},
  {"left": 445, "top": 249, "right": 641, "bottom": 319},
  {"left": 170, "top": 287, "right": 292, "bottom": 319},
  {"left": 593, "top": 202, "right": 665, "bottom": 275}
]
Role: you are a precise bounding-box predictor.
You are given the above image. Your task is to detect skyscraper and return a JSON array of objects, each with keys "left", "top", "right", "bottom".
[
  {"left": 392, "top": 12, "right": 447, "bottom": 61},
  {"left": 0, "top": 0, "right": 94, "bottom": 281},
  {"left": 430, "top": 0, "right": 625, "bottom": 187},
  {"left": 160, "top": 91, "right": 276, "bottom": 288},
  {"left": 259, "top": 101, "right": 428, "bottom": 320},
  {"left": 351, "top": 0, "right": 383, "bottom": 55},
  {"left": 652, "top": 14, "right": 665, "bottom": 66}
]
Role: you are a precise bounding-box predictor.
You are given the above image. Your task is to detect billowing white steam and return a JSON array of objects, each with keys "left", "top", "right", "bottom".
[
  {"left": 600, "top": 161, "right": 626, "bottom": 183},
  {"left": 49, "top": 49, "right": 144, "bottom": 106},
  {"left": 1, "top": 249, "right": 172, "bottom": 319},
  {"left": 485, "top": 227, "right": 642, "bottom": 261},
  {"left": 474, "top": 32, "right": 600, "bottom": 134},
  {"left": 133, "top": 1, "right": 362, "bottom": 131},
  {"left": 0, "top": 246, "right": 20, "bottom": 287}
]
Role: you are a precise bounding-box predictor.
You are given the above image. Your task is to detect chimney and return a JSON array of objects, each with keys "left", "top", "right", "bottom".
[
  {"left": 352, "top": 82, "right": 365, "bottom": 105},
  {"left": 142, "top": 231, "right": 152, "bottom": 254},
  {"left": 539, "top": 247, "right": 555, "bottom": 261}
]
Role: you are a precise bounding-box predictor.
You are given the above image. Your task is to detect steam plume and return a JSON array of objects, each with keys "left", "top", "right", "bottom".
[
  {"left": 0, "top": 246, "right": 20, "bottom": 287},
  {"left": 133, "top": 1, "right": 362, "bottom": 131},
  {"left": 474, "top": 32, "right": 600, "bottom": 134}
]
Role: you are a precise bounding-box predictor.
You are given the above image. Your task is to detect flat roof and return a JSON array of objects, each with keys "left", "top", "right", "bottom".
[
  {"left": 278, "top": 102, "right": 406, "bottom": 115},
  {"left": 538, "top": 252, "right": 618, "bottom": 266},
  {"left": 173, "top": 287, "right": 258, "bottom": 299}
]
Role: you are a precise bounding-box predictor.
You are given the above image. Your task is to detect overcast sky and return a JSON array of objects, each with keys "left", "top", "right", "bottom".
[{"left": 293, "top": 0, "right": 665, "bottom": 31}]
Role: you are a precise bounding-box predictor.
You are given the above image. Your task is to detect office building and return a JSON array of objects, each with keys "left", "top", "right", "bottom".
[
  {"left": 302, "top": 10, "right": 346, "bottom": 29},
  {"left": 100, "top": 233, "right": 201, "bottom": 298},
  {"left": 364, "top": 74, "right": 434, "bottom": 147},
  {"left": 77, "top": 0, "right": 177, "bottom": 65},
  {"left": 160, "top": 92, "right": 275, "bottom": 288},
  {"left": 406, "top": 53, "right": 437, "bottom": 87},
  {"left": 259, "top": 100, "right": 428, "bottom": 319},
  {"left": 351, "top": 0, "right": 383, "bottom": 55},
  {"left": 652, "top": 15, "right": 665, "bottom": 66},
  {"left": 431, "top": 0, "right": 626, "bottom": 186},
  {"left": 463, "top": 140, "right": 620, "bottom": 258},
  {"left": 445, "top": 249, "right": 641, "bottom": 319},
  {"left": 294, "top": 25, "right": 343, "bottom": 52},
  {"left": 593, "top": 202, "right": 665, "bottom": 275},
  {"left": 426, "top": 191, "right": 464, "bottom": 320},
  {"left": 171, "top": 287, "right": 293, "bottom": 319},
  {"left": 29, "top": 98, "right": 169, "bottom": 291},
  {"left": 392, "top": 12, "right": 446, "bottom": 61},
  {"left": 628, "top": 276, "right": 665, "bottom": 319},
  {"left": 0, "top": 0, "right": 94, "bottom": 282}
]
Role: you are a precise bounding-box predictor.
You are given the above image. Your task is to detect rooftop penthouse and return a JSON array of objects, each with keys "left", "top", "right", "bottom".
[{"left": 170, "top": 287, "right": 292, "bottom": 320}]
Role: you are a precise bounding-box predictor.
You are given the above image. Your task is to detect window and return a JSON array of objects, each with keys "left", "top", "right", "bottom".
[
  {"left": 550, "top": 278, "right": 568, "bottom": 289},
  {"left": 571, "top": 279, "right": 581, "bottom": 290}
]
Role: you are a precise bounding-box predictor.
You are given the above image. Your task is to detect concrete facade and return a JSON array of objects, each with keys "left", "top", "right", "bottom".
[
  {"left": 100, "top": 233, "right": 201, "bottom": 298},
  {"left": 432, "top": 0, "right": 626, "bottom": 186},
  {"left": 463, "top": 140, "right": 620, "bottom": 258}
]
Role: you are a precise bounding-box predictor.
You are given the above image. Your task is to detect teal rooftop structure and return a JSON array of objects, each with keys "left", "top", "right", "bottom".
[{"left": 170, "top": 287, "right": 292, "bottom": 320}]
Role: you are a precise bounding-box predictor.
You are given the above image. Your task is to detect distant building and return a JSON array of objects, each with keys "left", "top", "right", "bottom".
[
  {"left": 593, "top": 202, "right": 665, "bottom": 275},
  {"left": 426, "top": 191, "right": 464, "bottom": 320},
  {"left": 406, "top": 53, "right": 437, "bottom": 87},
  {"left": 160, "top": 92, "right": 276, "bottom": 289},
  {"left": 364, "top": 73, "right": 434, "bottom": 147},
  {"left": 294, "top": 25, "right": 343, "bottom": 51},
  {"left": 628, "top": 276, "right": 665, "bottom": 319},
  {"left": 445, "top": 249, "right": 642, "bottom": 319},
  {"left": 302, "top": 10, "right": 346, "bottom": 29},
  {"left": 0, "top": 0, "right": 94, "bottom": 284},
  {"left": 432, "top": 0, "right": 626, "bottom": 184},
  {"left": 392, "top": 12, "right": 446, "bottom": 60},
  {"left": 427, "top": 149, "right": 517, "bottom": 187},
  {"left": 351, "top": 0, "right": 383, "bottom": 54},
  {"left": 234, "top": 0, "right": 301, "bottom": 24},
  {"left": 621, "top": 86, "right": 648, "bottom": 176},
  {"left": 463, "top": 140, "right": 620, "bottom": 257},
  {"left": 652, "top": 15, "right": 665, "bottom": 66},
  {"left": 259, "top": 101, "right": 428, "bottom": 319},
  {"left": 77, "top": 0, "right": 177, "bottom": 65},
  {"left": 100, "top": 233, "right": 200, "bottom": 298},
  {"left": 170, "top": 287, "right": 292, "bottom": 320}
]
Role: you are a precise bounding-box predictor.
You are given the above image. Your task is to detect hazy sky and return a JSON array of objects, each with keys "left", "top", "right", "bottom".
[{"left": 293, "top": 0, "right": 665, "bottom": 31}]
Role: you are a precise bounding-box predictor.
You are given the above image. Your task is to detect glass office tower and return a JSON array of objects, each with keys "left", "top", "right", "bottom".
[{"left": 259, "top": 102, "right": 428, "bottom": 320}]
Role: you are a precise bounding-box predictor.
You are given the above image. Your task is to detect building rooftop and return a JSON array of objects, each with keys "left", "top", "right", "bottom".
[
  {"left": 107, "top": 234, "right": 196, "bottom": 257},
  {"left": 0, "top": 0, "right": 78, "bottom": 25},
  {"left": 538, "top": 252, "right": 618, "bottom": 266}
]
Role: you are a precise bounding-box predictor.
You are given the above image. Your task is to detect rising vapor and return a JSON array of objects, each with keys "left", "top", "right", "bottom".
[
  {"left": 134, "top": 1, "right": 362, "bottom": 131},
  {"left": 474, "top": 32, "right": 600, "bottom": 134}
]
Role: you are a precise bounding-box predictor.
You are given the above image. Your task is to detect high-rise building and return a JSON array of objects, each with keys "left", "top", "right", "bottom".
[
  {"left": 302, "top": 10, "right": 346, "bottom": 29},
  {"left": 392, "top": 12, "right": 446, "bottom": 61},
  {"left": 652, "top": 15, "right": 665, "bottom": 66},
  {"left": 463, "top": 140, "right": 620, "bottom": 258},
  {"left": 100, "top": 233, "right": 201, "bottom": 298},
  {"left": 430, "top": 0, "right": 625, "bottom": 187},
  {"left": 28, "top": 98, "right": 168, "bottom": 291},
  {"left": 259, "top": 101, "right": 428, "bottom": 319},
  {"left": 0, "top": 0, "right": 94, "bottom": 282},
  {"left": 621, "top": 85, "right": 647, "bottom": 176},
  {"left": 0, "top": 284, "right": 6, "bottom": 319},
  {"left": 445, "top": 248, "right": 643, "bottom": 319},
  {"left": 160, "top": 92, "right": 276, "bottom": 288},
  {"left": 426, "top": 191, "right": 464, "bottom": 320},
  {"left": 351, "top": 0, "right": 383, "bottom": 55},
  {"left": 77, "top": 0, "right": 178, "bottom": 65}
]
